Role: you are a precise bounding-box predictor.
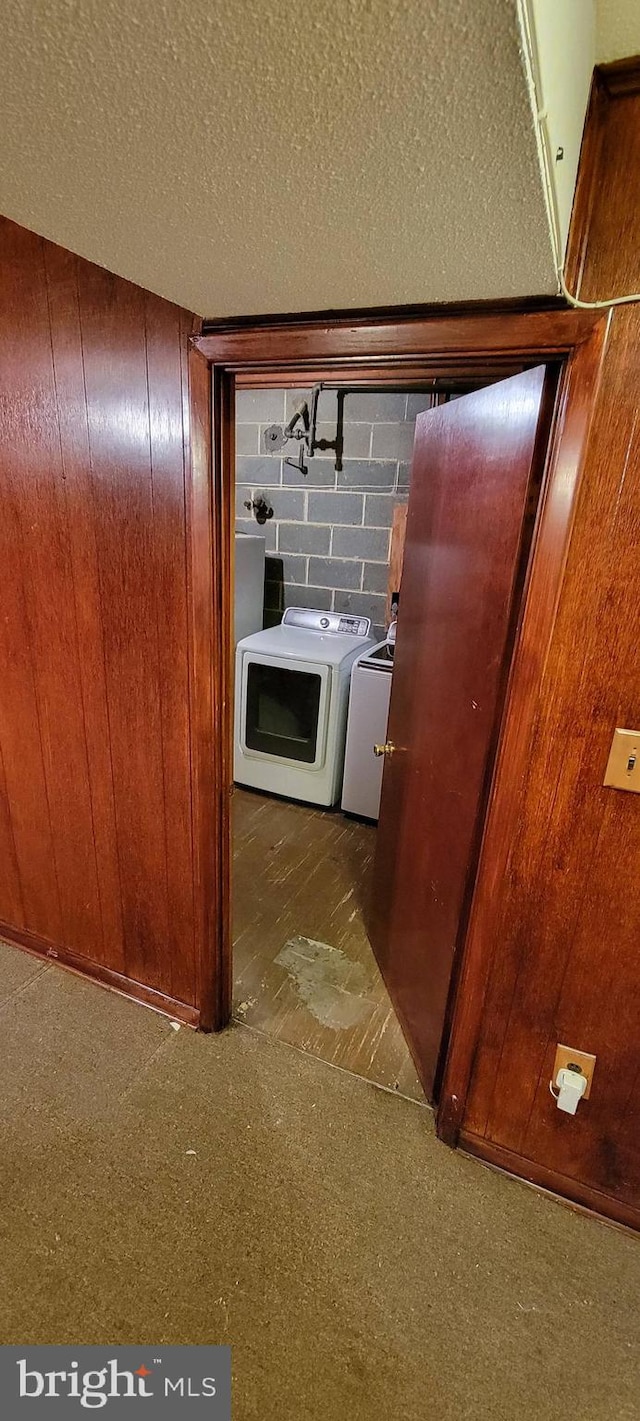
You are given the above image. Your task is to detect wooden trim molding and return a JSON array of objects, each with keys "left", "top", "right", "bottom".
[
  {"left": 564, "top": 72, "right": 610, "bottom": 298},
  {"left": 194, "top": 308, "right": 598, "bottom": 368},
  {"left": 200, "top": 295, "right": 567, "bottom": 334},
  {"left": 0, "top": 918, "right": 200, "bottom": 1027},
  {"left": 184, "top": 343, "right": 219, "bottom": 1030},
  {"left": 185, "top": 348, "right": 234, "bottom": 1033},
  {"left": 208, "top": 366, "right": 235, "bottom": 1031},
  {"left": 233, "top": 362, "right": 527, "bottom": 389},
  {"left": 597, "top": 53, "right": 640, "bottom": 98},
  {"left": 460, "top": 1130, "right": 640, "bottom": 1233},
  {"left": 565, "top": 57, "right": 640, "bottom": 299},
  {"left": 437, "top": 315, "right": 610, "bottom": 1147}
]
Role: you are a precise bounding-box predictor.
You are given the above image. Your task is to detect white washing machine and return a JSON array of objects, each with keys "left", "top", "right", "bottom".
[
  {"left": 235, "top": 608, "right": 374, "bottom": 806},
  {"left": 341, "top": 641, "right": 394, "bottom": 820}
]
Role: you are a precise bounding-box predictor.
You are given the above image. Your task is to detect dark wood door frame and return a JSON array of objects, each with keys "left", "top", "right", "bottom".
[{"left": 191, "top": 306, "right": 609, "bottom": 1142}]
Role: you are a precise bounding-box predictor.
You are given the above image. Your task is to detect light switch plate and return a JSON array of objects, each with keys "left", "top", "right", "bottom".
[
  {"left": 603, "top": 728, "right": 640, "bottom": 793},
  {"left": 553, "top": 1044, "right": 596, "bottom": 1099}
]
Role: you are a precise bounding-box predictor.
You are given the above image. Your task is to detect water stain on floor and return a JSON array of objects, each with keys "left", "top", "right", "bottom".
[
  {"left": 275, "top": 935, "right": 370, "bottom": 1030},
  {"left": 232, "top": 789, "right": 425, "bottom": 1101}
]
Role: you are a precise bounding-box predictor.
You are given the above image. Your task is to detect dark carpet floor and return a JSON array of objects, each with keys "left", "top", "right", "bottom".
[{"left": 0, "top": 941, "right": 638, "bottom": 1420}]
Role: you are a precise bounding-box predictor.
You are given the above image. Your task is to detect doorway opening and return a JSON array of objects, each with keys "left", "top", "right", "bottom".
[
  {"left": 194, "top": 305, "right": 604, "bottom": 1138},
  {"left": 229, "top": 368, "right": 547, "bottom": 1102}
]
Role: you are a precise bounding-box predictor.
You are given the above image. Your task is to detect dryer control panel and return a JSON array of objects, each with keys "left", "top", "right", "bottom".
[{"left": 283, "top": 608, "right": 371, "bottom": 637}]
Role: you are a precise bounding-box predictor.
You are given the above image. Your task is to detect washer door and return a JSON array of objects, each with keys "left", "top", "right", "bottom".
[{"left": 240, "top": 654, "right": 331, "bottom": 769}]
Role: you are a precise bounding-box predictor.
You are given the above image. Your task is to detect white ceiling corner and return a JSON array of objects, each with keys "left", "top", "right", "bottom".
[
  {"left": 0, "top": 0, "right": 579, "bottom": 317},
  {"left": 596, "top": 0, "right": 640, "bottom": 63}
]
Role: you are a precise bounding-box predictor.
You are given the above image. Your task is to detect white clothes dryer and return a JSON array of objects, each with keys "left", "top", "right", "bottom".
[{"left": 234, "top": 608, "right": 374, "bottom": 806}]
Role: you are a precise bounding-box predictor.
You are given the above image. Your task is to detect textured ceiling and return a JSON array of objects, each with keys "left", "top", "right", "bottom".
[
  {"left": 596, "top": 0, "right": 640, "bottom": 61},
  {"left": 0, "top": 0, "right": 558, "bottom": 317}
]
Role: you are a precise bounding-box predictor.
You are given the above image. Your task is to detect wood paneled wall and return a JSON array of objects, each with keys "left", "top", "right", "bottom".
[
  {"left": 458, "top": 65, "right": 640, "bottom": 1228},
  {"left": 0, "top": 216, "right": 205, "bottom": 1021}
]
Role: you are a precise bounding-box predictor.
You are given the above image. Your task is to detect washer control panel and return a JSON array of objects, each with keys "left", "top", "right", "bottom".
[{"left": 283, "top": 608, "right": 371, "bottom": 637}]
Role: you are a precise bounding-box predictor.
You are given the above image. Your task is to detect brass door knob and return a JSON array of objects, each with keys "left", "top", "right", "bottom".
[{"left": 373, "top": 741, "right": 395, "bottom": 757}]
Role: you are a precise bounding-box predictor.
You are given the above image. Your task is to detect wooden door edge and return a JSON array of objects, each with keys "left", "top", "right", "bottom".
[{"left": 436, "top": 315, "right": 610, "bottom": 1145}]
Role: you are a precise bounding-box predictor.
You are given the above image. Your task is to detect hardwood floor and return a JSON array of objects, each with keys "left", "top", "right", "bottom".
[{"left": 232, "top": 787, "right": 425, "bottom": 1104}]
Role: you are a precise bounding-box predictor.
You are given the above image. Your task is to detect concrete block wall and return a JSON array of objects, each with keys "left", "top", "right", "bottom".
[{"left": 235, "top": 388, "right": 431, "bottom": 632}]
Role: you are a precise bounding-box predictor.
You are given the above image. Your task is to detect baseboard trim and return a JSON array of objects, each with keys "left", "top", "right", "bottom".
[
  {"left": 459, "top": 1130, "right": 640, "bottom": 1233},
  {"left": 0, "top": 919, "right": 200, "bottom": 1028}
]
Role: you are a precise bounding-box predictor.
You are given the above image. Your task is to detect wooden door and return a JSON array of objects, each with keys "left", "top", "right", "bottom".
[{"left": 370, "top": 367, "right": 549, "bottom": 1102}]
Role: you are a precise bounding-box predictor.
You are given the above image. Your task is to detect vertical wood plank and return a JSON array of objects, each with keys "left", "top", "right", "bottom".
[
  {"left": 76, "top": 261, "right": 172, "bottom": 991},
  {"left": 0, "top": 221, "right": 100, "bottom": 949},
  {"left": 0, "top": 720, "right": 25, "bottom": 929},
  {"left": 144, "top": 292, "right": 196, "bottom": 1004},
  {"left": 0, "top": 465, "right": 60, "bottom": 934},
  {"left": 43, "top": 241, "right": 126, "bottom": 969}
]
